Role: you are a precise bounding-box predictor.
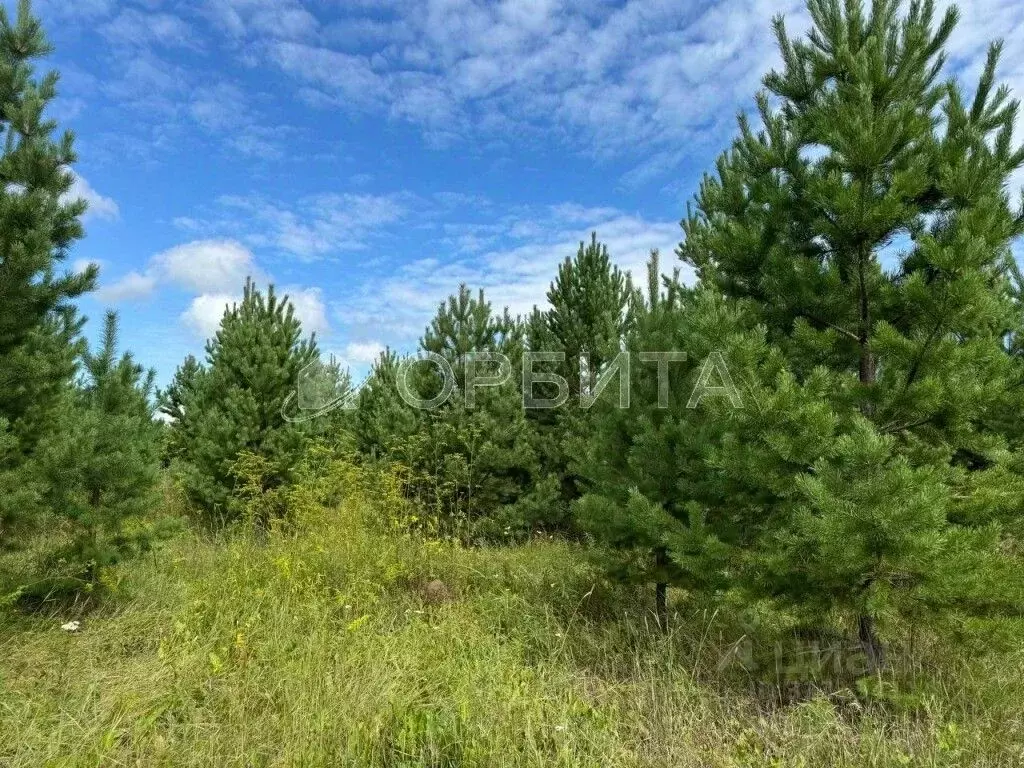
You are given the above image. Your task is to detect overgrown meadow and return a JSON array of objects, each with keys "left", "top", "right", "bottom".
[
  {"left": 5, "top": 458, "right": 1024, "bottom": 766},
  {"left": 4, "top": 0, "right": 1024, "bottom": 765}
]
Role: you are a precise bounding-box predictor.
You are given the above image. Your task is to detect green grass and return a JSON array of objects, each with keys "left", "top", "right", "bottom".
[{"left": 2, "top": 484, "right": 1024, "bottom": 766}]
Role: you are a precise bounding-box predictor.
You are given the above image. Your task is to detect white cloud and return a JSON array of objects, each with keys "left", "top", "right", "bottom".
[
  {"left": 50, "top": 0, "right": 1024, "bottom": 191},
  {"left": 229, "top": 129, "right": 285, "bottom": 160},
  {"left": 283, "top": 286, "right": 330, "bottom": 336},
  {"left": 187, "top": 82, "right": 288, "bottom": 160},
  {"left": 95, "top": 270, "right": 159, "bottom": 304},
  {"left": 172, "top": 216, "right": 205, "bottom": 232},
  {"left": 182, "top": 293, "right": 237, "bottom": 339},
  {"left": 36, "top": 0, "right": 115, "bottom": 20},
  {"left": 206, "top": 0, "right": 319, "bottom": 41},
  {"left": 152, "top": 239, "right": 265, "bottom": 294},
  {"left": 344, "top": 340, "right": 386, "bottom": 364},
  {"left": 201, "top": 1, "right": 1015, "bottom": 186},
  {"left": 98, "top": 238, "right": 327, "bottom": 340},
  {"left": 101, "top": 9, "right": 198, "bottom": 50},
  {"left": 68, "top": 173, "right": 120, "bottom": 222},
  {"left": 61, "top": 5, "right": 285, "bottom": 164},
  {"left": 182, "top": 284, "right": 330, "bottom": 341},
  {"left": 189, "top": 83, "right": 249, "bottom": 132},
  {"left": 268, "top": 42, "right": 385, "bottom": 109},
  {"left": 234, "top": 0, "right": 810, "bottom": 175}
]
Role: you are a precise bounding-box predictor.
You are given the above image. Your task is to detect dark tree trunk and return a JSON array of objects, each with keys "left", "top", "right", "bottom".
[
  {"left": 654, "top": 546, "right": 668, "bottom": 632},
  {"left": 858, "top": 614, "right": 885, "bottom": 674},
  {"left": 655, "top": 581, "right": 668, "bottom": 632},
  {"left": 854, "top": 234, "right": 887, "bottom": 673}
]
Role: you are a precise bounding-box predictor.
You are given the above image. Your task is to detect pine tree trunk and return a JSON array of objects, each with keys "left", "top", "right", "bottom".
[
  {"left": 858, "top": 613, "right": 885, "bottom": 674},
  {"left": 654, "top": 547, "right": 668, "bottom": 632},
  {"left": 856, "top": 236, "right": 885, "bottom": 674},
  {"left": 857, "top": 248, "right": 876, "bottom": 398},
  {"left": 655, "top": 581, "right": 668, "bottom": 632}
]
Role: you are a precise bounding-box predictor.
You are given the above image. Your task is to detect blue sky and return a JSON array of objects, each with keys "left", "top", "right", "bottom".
[{"left": 30, "top": 0, "right": 1024, "bottom": 385}]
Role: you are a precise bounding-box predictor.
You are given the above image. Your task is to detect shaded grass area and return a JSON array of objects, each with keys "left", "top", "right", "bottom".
[{"left": 2, "top": 492, "right": 1024, "bottom": 766}]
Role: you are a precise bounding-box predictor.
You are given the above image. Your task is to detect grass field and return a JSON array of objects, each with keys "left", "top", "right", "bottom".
[{"left": 2, "top": 477, "right": 1024, "bottom": 767}]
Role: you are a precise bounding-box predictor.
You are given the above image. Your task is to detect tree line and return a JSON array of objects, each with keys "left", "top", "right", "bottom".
[{"left": 4, "top": 0, "right": 1024, "bottom": 672}]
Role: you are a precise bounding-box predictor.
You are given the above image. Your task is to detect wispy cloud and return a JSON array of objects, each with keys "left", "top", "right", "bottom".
[
  {"left": 188, "top": 192, "right": 411, "bottom": 260},
  {"left": 189, "top": 82, "right": 249, "bottom": 132},
  {"left": 101, "top": 51, "right": 190, "bottom": 119},
  {"left": 204, "top": 0, "right": 319, "bottom": 42},
  {"left": 222, "top": 0, "right": 809, "bottom": 176},
  {"left": 36, "top": 0, "right": 114, "bottom": 20},
  {"left": 100, "top": 9, "right": 200, "bottom": 51},
  {"left": 333, "top": 201, "right": 685, "bottom": 345},
  {"left": 188, "top": 82, "right": 288, "bottom": 159},
  {"left": 38, "top": 2, "right": 289, "bottom": 164},
  {"left": 54, "top": 0, "right": 1022, "bottom": 185}
]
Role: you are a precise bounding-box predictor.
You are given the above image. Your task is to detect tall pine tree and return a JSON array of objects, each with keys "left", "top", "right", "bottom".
[
  {"left": 35, "top": 312, "right": 161, "bottom": 586},
  {"left": 545, "top": 233, "right": 631, "bottom": 395},
  {"left": 529, "top": 234, "right": 633, "bottom": 529},
  {"left": 398, "top": 285, "right": 539, "bottom": 538},
  {"left": 171, "top": 280, "right": 318, "bottom": 522},
  {"left": 158, "top": 354, "right": 203, "bottom": 463},
  {"left": 353, "top": 348, "right": 421, "bottom": 461},
  {"left": 678, "top": 0, "right": 1024, "bottom": 668},
  {"left": 576, "top": 253, "right": 767, "bottom": 630},
  {"left": 0, "top": 1, "right": 96, "bottom": 548}
]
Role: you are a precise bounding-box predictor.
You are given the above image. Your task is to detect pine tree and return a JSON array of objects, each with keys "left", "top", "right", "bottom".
[
  {"left": 545, "top": 233, "right": 631, "bottom": 394},
  {"left": 34, "top": 312, "right": 161, "bottom": 586},
  {"left": 397, "top": 285, "right": 539, "bottom": 538},
  {"left": 530, "top": 234, "right": 633, "bottom": 530},
  {"left": 678, "top": 0, "right": 1024, "bottom": 667},
  {"left": 0, "top": 1, "right": 96, "bottom": 546},
  {"left": 160, "top": 355, "right": 202, "bottom": 424},
  {"left": 576, "top": 254, "right": 769, "bottom": 629},
  {"left": 421, "top": 284, "right": 516, "bottom": 391},
  {"left": 0, "top": 417, "right": 36, "bottom": 548},
  {"left": 158, "top": 354, "right": 203, "bottom": 462},
  {"left": 303, "top": 356, "right": 355, "bottom": 446},
  {"left": 173, "top": 280, "right": 318, "bottom": 522},
  {"left": 353, "top": 348, "right": 420, "bottom": 460}
]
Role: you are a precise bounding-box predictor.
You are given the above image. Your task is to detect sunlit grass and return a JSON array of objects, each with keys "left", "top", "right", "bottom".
[{"left": 2, "top": 477, "right": 1023, "bottom": 766}]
